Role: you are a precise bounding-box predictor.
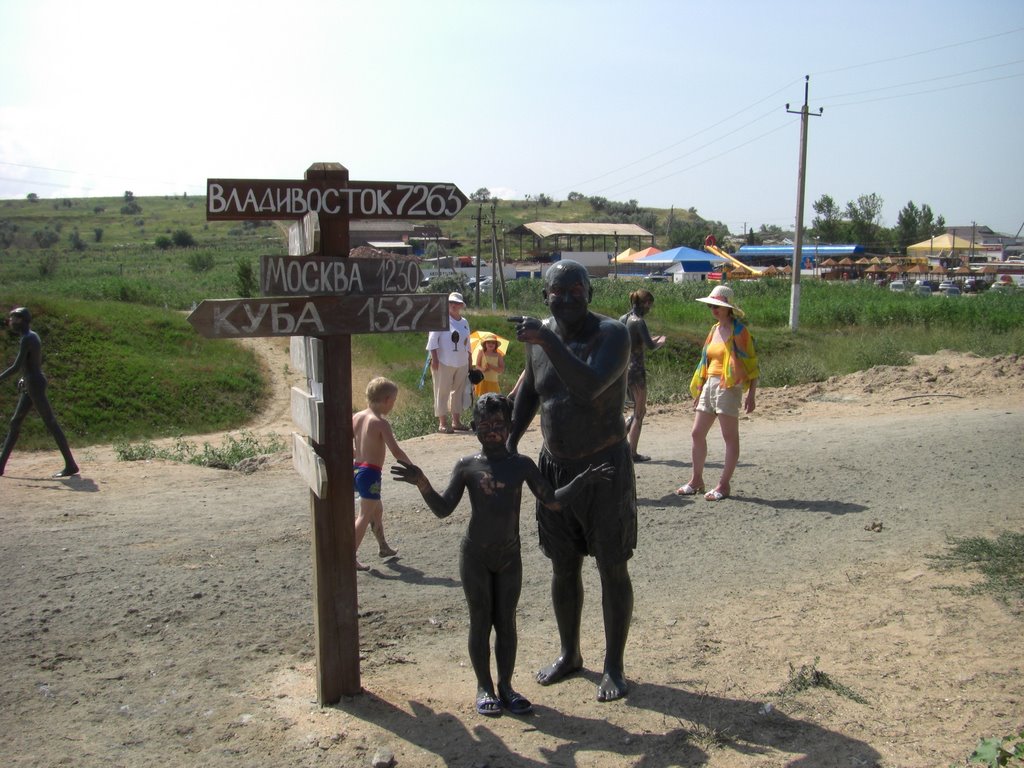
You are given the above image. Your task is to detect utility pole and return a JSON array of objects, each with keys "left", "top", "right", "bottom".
[
  {"left": 613, "top": 231, "right": 619, "bottom": 280},
  {"left": 485, "top": 200, "right": 505, "bottom": 310},
  {"left": 474, "top": 205, "right": 483, "bottom": 306},
  {"left": 785, "top": 76, "right": 823, "bottom": 331}
]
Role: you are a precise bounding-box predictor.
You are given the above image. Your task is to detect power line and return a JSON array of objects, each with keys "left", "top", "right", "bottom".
[
  {"left": 556, "top": 28, "right": 1023, "bottom": 209},
  {"left": 557, "top": 78, "right": 802, "bottom": 194},
  {"left": 0, "top": 161, "right": 199, "bottom": 194},
  {"left": 594, "top": 121, "right": 792, "bottom": 199},
  {"left": 586, "top": 106, "right": 782, "bottom": 196},
  {"left": 822, "top": 71, "right": 1024, "bottom": 109},
  {"left": 812, "top": 26, "right": 1024, "bottom": 76},
  {"left": 819, "top": 58, "right": 1024, "bottom": 101}
]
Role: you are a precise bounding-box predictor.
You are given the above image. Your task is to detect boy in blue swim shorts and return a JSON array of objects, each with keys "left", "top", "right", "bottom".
[{"left": 352, "top": 377, "right": 413, "bottom": 571}]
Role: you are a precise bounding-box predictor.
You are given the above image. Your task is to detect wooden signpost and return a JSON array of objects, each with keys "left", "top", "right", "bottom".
[{"left": 189, "top": 163, "right": 466, "bottom": 704}]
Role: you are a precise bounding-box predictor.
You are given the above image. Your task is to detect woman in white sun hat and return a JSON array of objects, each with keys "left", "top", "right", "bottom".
[{"left": 675, "top": 284, "right": 759, "bottom": 501}]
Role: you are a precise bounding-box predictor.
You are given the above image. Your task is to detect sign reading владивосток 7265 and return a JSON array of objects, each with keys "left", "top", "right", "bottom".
[{"left": 206, "top": 179, "right": 468, "bottom": 221}]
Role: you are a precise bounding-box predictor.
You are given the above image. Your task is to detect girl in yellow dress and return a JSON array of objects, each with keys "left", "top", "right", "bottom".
[{"left": 473, "top": 333, "right": 505, "bottom": 397}]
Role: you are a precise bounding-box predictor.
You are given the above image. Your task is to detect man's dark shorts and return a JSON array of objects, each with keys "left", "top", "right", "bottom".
[{"left": 536, "top": 440, "right": 637, "bottom": 564}]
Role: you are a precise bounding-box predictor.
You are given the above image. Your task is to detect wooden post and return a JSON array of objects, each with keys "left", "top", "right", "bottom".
[{"left": 304, "top": 163, "right": 359, "bottom": 701}]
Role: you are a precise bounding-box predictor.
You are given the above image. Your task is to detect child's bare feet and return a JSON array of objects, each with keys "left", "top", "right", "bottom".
[
  {"left": 356, "top": 561, "right": 371, "bottom": 572},
  {"left": 378, "top": 545, "right": 398, "bottom": 558}
]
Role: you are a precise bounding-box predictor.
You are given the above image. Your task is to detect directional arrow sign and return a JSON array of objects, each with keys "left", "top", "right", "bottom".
[
  {"left": 207, "top": 179, "right": 468, "bottom": 221},
  {"left": 187, "top": 294, "right": 448, "bottom": 339},
  {"left": 260, "top": 255, "right": 422, "bottom": 297}
]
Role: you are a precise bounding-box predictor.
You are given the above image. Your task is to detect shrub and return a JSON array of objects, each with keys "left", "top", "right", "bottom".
[
  {"left": 235, "top": 256, "right": 257, "bottom": 297},
  {"left": 69, "top": 228, "right": 87, "bottom": 251},
  {"left": 33, "top": 228, "right": 60, "bottom": 248},
  {"left": 115, "top": 431, "right": 285, "bottom": 470},
  {"left": 172, "top": 229, "right": 196, "bottom": 247},
  {"left": 186, "top": 251, "right": 216, "bottom": 272},
  {"left": 37, "top": 253, "right": 59, "bottom": 277},
  {"left": 155, "top": 235, "right": 173, "bottom": 250}
]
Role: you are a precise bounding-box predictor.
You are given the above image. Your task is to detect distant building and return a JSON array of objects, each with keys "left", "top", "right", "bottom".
[{"left": 944, "top": 225, "right": 1019, "bottom": 260}]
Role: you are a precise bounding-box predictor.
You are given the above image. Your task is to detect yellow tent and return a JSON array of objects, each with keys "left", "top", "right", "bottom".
[
  {"left": 612, "top": 247, "right": 640, "bottom": 264},
  {"left": 906, "top": 234, "right": 981, "bottom": 256}
]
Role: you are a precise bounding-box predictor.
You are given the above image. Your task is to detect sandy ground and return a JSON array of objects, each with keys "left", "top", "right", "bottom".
[{"left": 1, "top": 344, "right": 1022, "bottom": 768}]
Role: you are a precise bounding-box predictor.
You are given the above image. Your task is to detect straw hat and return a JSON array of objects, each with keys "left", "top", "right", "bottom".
[
  {"left": 695, "top": 285, "right": 744, "bottom": 318},
  {"left": 447, "top": 292, "right": 465, "bottom": 304}
]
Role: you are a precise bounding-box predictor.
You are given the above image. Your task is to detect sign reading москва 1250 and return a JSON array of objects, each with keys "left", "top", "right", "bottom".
[{"left": 206, "top": 179, "right": 468, "bottom": 221}]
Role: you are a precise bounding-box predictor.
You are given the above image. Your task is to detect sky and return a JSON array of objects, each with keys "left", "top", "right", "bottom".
[{"left": 2, "top": 0, "right": 1022, "bottom": 239}]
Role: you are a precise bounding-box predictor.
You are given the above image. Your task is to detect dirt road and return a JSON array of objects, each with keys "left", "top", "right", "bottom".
[{"left": 1, "top": 350, "right": 1022, "bottom": 767}]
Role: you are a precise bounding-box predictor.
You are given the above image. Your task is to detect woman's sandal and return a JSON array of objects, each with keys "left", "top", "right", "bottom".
[
  {"left": 674, "top": 483, "right": 705, "bottom": 496},
  {"left": 704, "top": 489, "right": 728, "bottom": 501}
]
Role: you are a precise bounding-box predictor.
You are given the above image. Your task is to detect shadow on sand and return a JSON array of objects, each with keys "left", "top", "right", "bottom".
[{"left": 335, "top": 677, "right": 881, "bottom": 767}]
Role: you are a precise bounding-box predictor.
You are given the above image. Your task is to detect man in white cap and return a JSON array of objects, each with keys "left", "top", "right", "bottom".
[{"left": 426, "top": 292, "right": 472, "bottom": 433}]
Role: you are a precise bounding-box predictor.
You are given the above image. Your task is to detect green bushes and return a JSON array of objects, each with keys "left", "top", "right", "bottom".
[
  {"left": 114, "top": 430, "right": 286, "bottom": 469},
  {"left": 185, "top": 251, "right": 215, "bottom": 272}
]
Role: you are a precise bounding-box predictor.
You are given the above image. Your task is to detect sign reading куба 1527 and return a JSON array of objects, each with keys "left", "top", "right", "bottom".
[
  {"left": 188, "top": 294, "right": 448, "bottom": 339},
  {"left": 207, "top": 179, "right": 468, "bottom": 221}
]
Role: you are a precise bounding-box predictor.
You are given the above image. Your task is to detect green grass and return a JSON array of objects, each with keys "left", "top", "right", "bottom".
[
  {"left": 113, "top": 430, "right": 286, "bottom": 469},
  {"left": 777, "top": 657, "right": 869, "bottom": 705},
  {"left": 0, "top": 294, "right": 267, "bottom": 449},
  {"left": 928, "top": 532, "right": 1024, "bottom": 611}
]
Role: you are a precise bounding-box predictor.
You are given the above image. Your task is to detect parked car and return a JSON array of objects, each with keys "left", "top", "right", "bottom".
[
  {"left": 915, "top": 284, "right": 933, "bottom": 297},
  {"left": 941, "top": 286, "right": 961, "bottom": 297},
  {"left": 990, "top": 282, "right": 1016, "bottom": 294},
  {"left": 938, "top": 281, "right": 956, "bottom": 292},
  {"left": 889, "top": 280, "right": 907, "bottom": 292}
]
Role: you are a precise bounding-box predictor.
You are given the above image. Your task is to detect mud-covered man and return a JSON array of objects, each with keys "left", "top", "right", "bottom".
[
  {"left": 1, "top": 307, "right": 79, "bottom": 478},
  {"left": 506, "top": 260, "right": 636, "bottom": 702}
]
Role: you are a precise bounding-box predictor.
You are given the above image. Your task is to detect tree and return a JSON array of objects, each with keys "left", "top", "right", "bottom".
[
  {"left": 896, "top": 200, "right": 947, "bottom": 253},
  {"left": 567, "top": 191, "right": 585, "bottom": 202},
  {"left": 121, "top": 190, "right": 142, "bottom": 215},
  {"left": 470, "top": 187, "right": 491, "bottom": 202},
  {"left": 668, "top": 220, "right": 709, "bottom": 249},
  {"left": 26, "top": 193, "right": 39, "bottom": 203},
  {"left": 757, "top": 223, "right": 788, "bottom": 243},
  {"left": 811, "top": 194, "right": 845, "bottom": 243},
  {"left": 845, "top": 193, "right": 884, "bottom": 247}
]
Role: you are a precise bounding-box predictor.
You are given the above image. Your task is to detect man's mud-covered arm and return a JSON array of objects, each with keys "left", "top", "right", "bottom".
[
  {"left": 509, "top": 316, "right": 629, "bottom": 401},
  {"left": 507, "top": 354, "right": 538, "bottom": 452},
  {"left": 0, "top": 336, "right": 29, "bottom": 382}
]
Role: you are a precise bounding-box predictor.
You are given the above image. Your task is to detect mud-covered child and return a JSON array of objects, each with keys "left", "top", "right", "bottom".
[
  {"left": 391, "top": 393, "right": 612, "bottom": 717},
  {"left": 352, "top": 377, "right": 412, "bottom": 571}
]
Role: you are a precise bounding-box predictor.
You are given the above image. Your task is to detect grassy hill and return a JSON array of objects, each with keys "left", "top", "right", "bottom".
[{"left": 2, "top": 194, "right": 1023, "bottom": 448}]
